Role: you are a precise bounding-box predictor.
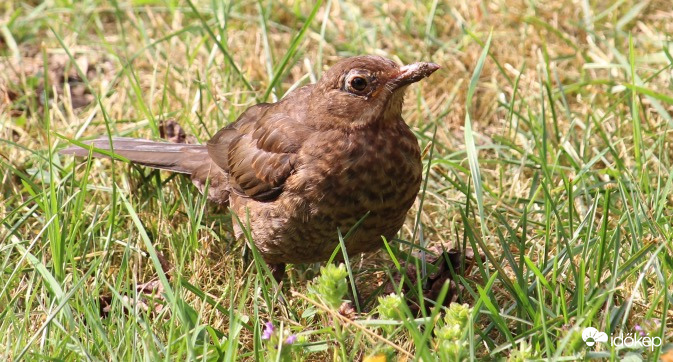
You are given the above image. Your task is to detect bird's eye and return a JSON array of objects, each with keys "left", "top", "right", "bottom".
[{"left": 349, "top": 76, "right": 368, "bottom": 92}]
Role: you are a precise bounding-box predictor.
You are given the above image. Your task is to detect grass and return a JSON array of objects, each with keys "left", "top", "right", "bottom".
[{"left": 1, "top": 0, "right": 673, "bottom": 360}]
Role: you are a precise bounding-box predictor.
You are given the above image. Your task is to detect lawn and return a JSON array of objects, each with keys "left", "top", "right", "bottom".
[{"left": 1, "top": 0, "right": 672, "bottom": 360}]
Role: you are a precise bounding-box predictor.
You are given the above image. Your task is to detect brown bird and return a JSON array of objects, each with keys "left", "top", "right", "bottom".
[{"left": 61, "top": 55, "right": 439, "bottom": 280}]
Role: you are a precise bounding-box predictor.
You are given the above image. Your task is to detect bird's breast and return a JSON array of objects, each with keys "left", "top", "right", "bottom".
[
  {"left": 255, "top": 122, "right": 422, "bottom": 263},
  {"left": 288, "top": 122, "right": 422, "bottom": 228}
]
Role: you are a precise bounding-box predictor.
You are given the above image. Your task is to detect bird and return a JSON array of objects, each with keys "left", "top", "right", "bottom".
[{"left": 61, "top": 55, "right": 440, "bottom": 281}]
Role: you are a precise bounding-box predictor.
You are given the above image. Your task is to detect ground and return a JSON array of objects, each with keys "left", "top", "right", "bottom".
[{"left": 1, "top": 0, "right": 672, "bottom": 360}]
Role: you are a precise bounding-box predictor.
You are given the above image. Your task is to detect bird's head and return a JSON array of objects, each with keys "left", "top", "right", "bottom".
[{"left": 310, "top": 55, "right": 439, "bottom": 130}]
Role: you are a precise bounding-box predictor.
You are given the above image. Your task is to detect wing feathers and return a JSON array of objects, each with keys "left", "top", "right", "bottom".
[{"left": 205, "top": 90, "right": 312, "bottom": 202}]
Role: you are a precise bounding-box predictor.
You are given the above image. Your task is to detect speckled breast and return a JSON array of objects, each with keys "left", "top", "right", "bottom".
[{"left": 265, "top": 121, "right": 422, "bottom": 264}]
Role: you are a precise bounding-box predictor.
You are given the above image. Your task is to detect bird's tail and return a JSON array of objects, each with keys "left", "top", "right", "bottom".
[{"left": 60, "top": 137, "right": 210, "bottom": 175}]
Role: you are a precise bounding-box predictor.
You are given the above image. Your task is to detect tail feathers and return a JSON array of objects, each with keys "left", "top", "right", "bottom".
[{"left": 60, "top": 137, "right": 210, "bottom": 174}]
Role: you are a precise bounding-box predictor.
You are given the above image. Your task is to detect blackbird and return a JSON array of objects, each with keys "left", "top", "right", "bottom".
[{"left": 61, "top": 55, "right": 439, "bottom": 280}]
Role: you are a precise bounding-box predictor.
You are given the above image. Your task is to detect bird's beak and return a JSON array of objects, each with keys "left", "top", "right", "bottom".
[{"left": 390, "top": 62, "right": 440, "bottom": 90}]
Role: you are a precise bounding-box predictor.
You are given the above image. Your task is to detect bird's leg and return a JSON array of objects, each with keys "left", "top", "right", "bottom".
[
  {"left": 268, "top": 263, "right": 286, "bottom": 284},
  {"left": 267, "top": 263, "right": 290, "bottom": 308}
]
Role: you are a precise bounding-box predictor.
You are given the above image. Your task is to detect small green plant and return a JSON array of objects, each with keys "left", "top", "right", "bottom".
[
  {"left": 260, "top": 321, "right": 302, "bottom": 362},
  {"left": 311, "top": 263, "right": 349, "bottom": 309},
  {"left": 377, "top": 293, "right": 404, "bottom": 336},
  {"left": 308, "top": 263, "right": 351, "bottom": 359},
  {"left": 434, "top": 303, "right": 472, "bottom": 361},
  {"left": 507, "top": 340, "right": 536, "bottom": 362}
]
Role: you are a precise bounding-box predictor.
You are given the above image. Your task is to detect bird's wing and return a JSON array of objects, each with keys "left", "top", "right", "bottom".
[
  {"left": 207, "top": 103, "right": 271, "bottom": 172},
  {"left": 207, "top": 101, "right": 311, "bottom": 202}
]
